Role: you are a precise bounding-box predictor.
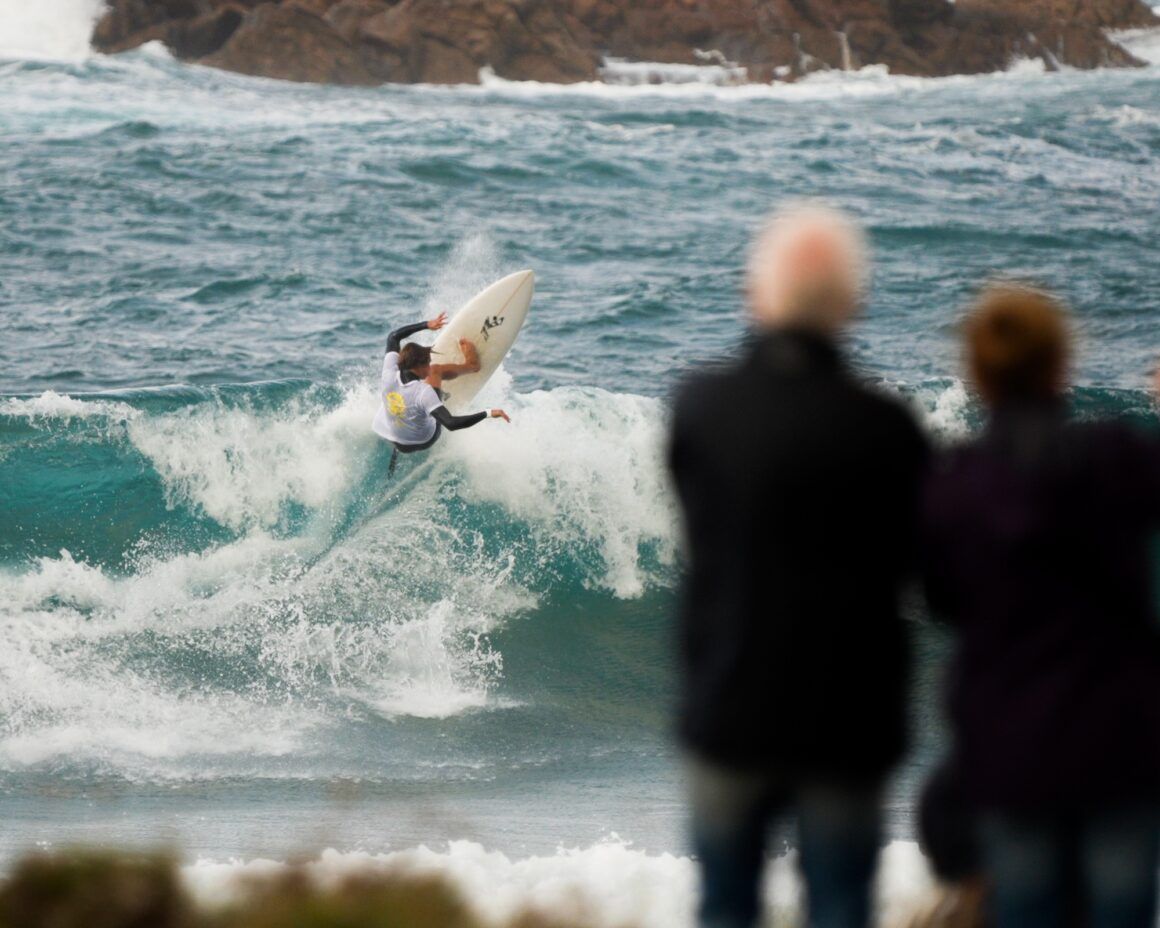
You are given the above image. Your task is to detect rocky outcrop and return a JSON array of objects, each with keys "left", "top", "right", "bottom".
[
  {"left": 934, "top": 0, "right": 1153, "bottom": 73},
  {"left": 91, "top": 0, "right": 1160, "bottom": 85},
  {"left": 354, "top": 0, "right": 600, "bottom": 83},
  {"left": 200, "top": 4, "right": 381, "bottom": 83}
]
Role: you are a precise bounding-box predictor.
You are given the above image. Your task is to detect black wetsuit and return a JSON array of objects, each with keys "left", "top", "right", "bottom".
[{"left": 385, "top": 322, "right": 487, "bottom": 453}]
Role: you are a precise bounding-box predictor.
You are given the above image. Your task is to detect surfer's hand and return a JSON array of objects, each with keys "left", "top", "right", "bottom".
[
  {"left": 458, "top": 339, "right": 481, "bottom": 371},
  {"left": 428, "top": 312, "right": 448, "bottom": 331},
  {"left": 490, "top": 409, "right": 510, "bottom": 423}
]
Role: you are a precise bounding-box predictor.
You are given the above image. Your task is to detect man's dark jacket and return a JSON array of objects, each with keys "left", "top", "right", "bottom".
[
  {"left": 668, "top": 328, "right": 929, "bottom": 783},
  {"left": 922, "top": 401, "right": 1160, "bottom": 811}
]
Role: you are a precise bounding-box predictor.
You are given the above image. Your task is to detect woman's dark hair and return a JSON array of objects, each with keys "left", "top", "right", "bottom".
[
  {"left": 965, "top": 284, "right": 1069, "bottom": 406},
  {"left": 398, "top": 343, "right": 432, "bottom": 373}
]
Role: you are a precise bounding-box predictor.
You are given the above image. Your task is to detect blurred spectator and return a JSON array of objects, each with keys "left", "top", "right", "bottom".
[
  {"left": 667, "top": 204, "right": 929, "bottom": 928},
  {"left": 922, "top": 284, "right": 1160, "bottom": 928}
]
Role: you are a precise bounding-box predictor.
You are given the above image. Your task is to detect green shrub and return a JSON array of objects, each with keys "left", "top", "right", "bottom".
[
  {"left": 0, "top": 850, "right": 190, "bottom": 928},
  {"left": 210, "top": 870, "right": 480, "bottom": 928}
]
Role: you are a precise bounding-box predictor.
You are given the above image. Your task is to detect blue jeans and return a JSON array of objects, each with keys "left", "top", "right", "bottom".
[
  {"left": 688, "top": 758, "right": 881, "bottom": 928},
  {"left": 979, "top": 806, "right": 1160, "bottom": 928}
]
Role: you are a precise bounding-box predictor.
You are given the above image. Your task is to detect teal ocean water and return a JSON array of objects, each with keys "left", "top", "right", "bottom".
[{"left": 2, "top": 4, "right": 1160, "bottom": 918}]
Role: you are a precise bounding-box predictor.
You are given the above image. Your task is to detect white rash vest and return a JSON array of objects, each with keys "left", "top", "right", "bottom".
[{"left": 372, "top": 351, "right": 443, "bottom": 446}]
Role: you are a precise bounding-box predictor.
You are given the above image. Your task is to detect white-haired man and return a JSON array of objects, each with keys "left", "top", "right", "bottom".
[{"left": 667, "top": 204, "right": 929, "bottom": 928}]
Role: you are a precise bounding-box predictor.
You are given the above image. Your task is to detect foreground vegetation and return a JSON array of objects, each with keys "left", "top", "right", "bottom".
[{"left": 0, "top": 850, "right": 601, "bottom": 928}]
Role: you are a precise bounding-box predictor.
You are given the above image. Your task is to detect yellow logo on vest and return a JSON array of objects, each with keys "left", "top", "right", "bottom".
[{"left": 385, "top": 391, "right": 406, "bottom": 420}]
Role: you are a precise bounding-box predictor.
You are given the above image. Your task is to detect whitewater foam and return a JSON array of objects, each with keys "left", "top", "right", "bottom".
[
  {"left": 126, "top": 385, "right": 380, "bottom": 532},
  {"left": 1110, "top": 25, "right": 1160, "bottom": 65},
  {"left": 599, "top": 58, "right": 748, "bottom": 87},
  {"left": 1092, "top": 103, "right": 1160, "bottom": 128},
  {"left": 364, "top": 598, "right": 509, "bottom": 720},
  {"left": 0, "top": 370, "right": 680, "bottom": 776},
  {"left": 473, "top": 57, "right": 1080, "bottom": 103},
  {"left": 183, "top": 839, "right": 937, "bottom": 928},
  {"left": 905, "top": 380, "right": 974, "bottom": 442},
  {"left": 0, "top": 391, "right": 139, "bottom": 424},
  {"left": 442, "top": 385, "right": 678, "bottom": 599},
  {"left": 0, "top": 0, "right": 102, "bottom": 62},
  {"left": 0, "top": 537, "right": 323, "bottom": 773}
]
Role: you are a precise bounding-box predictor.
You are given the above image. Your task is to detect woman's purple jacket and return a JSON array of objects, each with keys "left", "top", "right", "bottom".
[{"left": 922, "top": 400, "right": 1160, "bottom": 813}]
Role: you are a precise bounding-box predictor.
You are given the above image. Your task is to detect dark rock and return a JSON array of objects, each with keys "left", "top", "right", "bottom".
[
  {"left": 957, "top": 0, "right": 1158, "bottom": 28},
  {"left": 890, "top": 0, "right": 954, "bottom": 28},
  {"left": 359, "top": 0, "right": 600, "bottom": 83},
  {"left": 92, "top": 0, "right": 201, "bottom": 53},
  {"left": 168, "top": 6, "right": 246, "bottom": 59},
  {"left": 948, "top": 0, "right": 1154, "bottom": 71},
  {"left": 201, "top": 4, "right": 382, "bottom": 83},
  {"left": 91, "top": 0, "right": 1160, "bottom": 85},
  {"left": 325, "top": 0, "right": 393, "bottom": 42}
]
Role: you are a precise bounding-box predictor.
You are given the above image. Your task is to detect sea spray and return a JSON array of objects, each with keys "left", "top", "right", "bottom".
[
  {"left": 421, "top": 234, "right": 507, "bottom": 325},
  {"left": 0, "top": 0, "right": 102, "bottom": 61},
  {"left": 446, "top": 384, "right": 677, "bottom": 598},
  {"left": 125, "top": 385, "right": 381, "bottom": 532}
]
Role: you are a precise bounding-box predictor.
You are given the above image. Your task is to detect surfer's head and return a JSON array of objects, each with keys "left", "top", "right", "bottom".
[
  {"left": 965, "top": 283, "right": 1069, "bottom": 407},
  {"left": 746, "top": 202, "right": 868, "bottom": 334},
  {"left": 399, "top": 343, "right": 433, "bottom": 376}
]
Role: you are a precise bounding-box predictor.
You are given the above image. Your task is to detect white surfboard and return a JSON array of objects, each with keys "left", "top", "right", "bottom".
[{"left": 430, "top": 270, "right": 534, "bottom": 413}]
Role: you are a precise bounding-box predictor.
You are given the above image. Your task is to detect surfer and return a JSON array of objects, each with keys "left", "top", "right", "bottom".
[{"left": 372, "top": 313, "right": 510, "bottom": 455}]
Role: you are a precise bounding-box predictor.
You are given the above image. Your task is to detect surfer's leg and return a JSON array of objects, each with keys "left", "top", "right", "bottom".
[
  {"left": 394, "top": 423, "right": 443, "bottom": 455},
  {"left": 388, "top": 446, "right": 399, "bottom": 476}
]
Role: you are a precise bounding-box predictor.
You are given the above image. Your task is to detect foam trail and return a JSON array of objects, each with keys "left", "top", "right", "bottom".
[
  {"left": 183, "top": 840, "right": 937, "bottom": 928},
  {"left": 0, "top": 0, "right": 103, "bottom": 61}
]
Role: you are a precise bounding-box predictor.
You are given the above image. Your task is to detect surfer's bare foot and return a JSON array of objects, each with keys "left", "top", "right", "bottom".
[
  {"left": 490, "top": 409, "right": 510, "bottom": 423},
  {"left": 428, "top": 312, "right": 448, "bottom": 330}
]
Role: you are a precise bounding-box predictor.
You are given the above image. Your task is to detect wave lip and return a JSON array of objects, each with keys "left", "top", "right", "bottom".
[{"left": 0, "top": 390, "right": 139, "bottom": 424}]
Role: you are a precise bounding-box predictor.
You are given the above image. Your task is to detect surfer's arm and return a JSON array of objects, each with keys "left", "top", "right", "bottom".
[
  {"left": 385, "top": 319, "right": 437, "bottom": 354},
  {"left": 427, "top": 339, "right": 481, "bottom": 387},
  {"left": 431, "top": 406, "right": 487, "bottom": 432}
]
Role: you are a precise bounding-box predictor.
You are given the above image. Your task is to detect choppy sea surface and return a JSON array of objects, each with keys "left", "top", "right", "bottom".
[{"left": 2, "top": 1, "right": 1159, "bottom": 921}]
